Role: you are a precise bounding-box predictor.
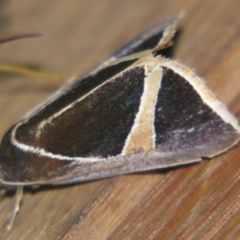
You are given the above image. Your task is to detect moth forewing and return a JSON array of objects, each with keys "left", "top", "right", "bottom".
[
  {"left": 0, "top": 14, "right": 239, "bottom": 231},
  {"left": 34, "top": 56, "right": 240, "bottom": 184}
]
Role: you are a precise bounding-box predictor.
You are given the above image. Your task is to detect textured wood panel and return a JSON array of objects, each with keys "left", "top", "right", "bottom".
[{"left": 0, "top": 0, "right": 240, "bottom": 239}]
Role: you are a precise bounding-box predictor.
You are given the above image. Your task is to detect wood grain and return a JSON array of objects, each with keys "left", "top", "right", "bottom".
[{"left": 0, "top": 0, "right": 240, "bottom": 239}]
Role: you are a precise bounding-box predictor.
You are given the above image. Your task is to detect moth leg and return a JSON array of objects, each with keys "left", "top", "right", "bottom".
[
  {"left": 0, "top": 186, "right": 5, "bottom": 198},
  {"left": 6, "top": 187, "right": 23, "bottom": 231}
]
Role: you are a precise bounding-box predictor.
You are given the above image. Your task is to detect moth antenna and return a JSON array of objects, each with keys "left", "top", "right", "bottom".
[
  {"left": 0, "top": 64, "right": 60, "bottom": 84},
  {"left": 0, "top": 33, "right": 42, "bottom": 45},
  {"left": 5, "top": 187, "right": 23, "bottom": 231},
  {"left": 0, "top": 32, "right": 60, "bottom": 85}
]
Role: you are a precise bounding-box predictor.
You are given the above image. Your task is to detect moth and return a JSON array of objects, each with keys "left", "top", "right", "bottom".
[{"left": 0, "top": 15, "right": 240, "bottom": 230}]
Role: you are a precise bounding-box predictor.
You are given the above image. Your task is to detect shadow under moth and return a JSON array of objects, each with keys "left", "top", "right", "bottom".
[{"left": 0, "top": 15, "right": 239, "bottom": 230}]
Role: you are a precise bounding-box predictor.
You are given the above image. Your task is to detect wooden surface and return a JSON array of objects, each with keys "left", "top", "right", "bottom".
[{"left": 0, "top": 0, "right": 240, "bottom": 239}]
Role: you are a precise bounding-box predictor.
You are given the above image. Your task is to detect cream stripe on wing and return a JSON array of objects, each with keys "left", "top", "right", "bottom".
[{"left": 122, "top": 64, "right": 163, "bottom": 155}]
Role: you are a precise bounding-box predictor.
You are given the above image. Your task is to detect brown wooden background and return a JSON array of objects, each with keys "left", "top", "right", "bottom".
[{"left": 0, "top": 0, "right": 240, "bottom": 239}]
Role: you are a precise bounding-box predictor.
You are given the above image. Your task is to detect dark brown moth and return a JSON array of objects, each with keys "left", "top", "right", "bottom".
[{"left": 0, "top": 15, "right": 240, "bottom": 230}]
